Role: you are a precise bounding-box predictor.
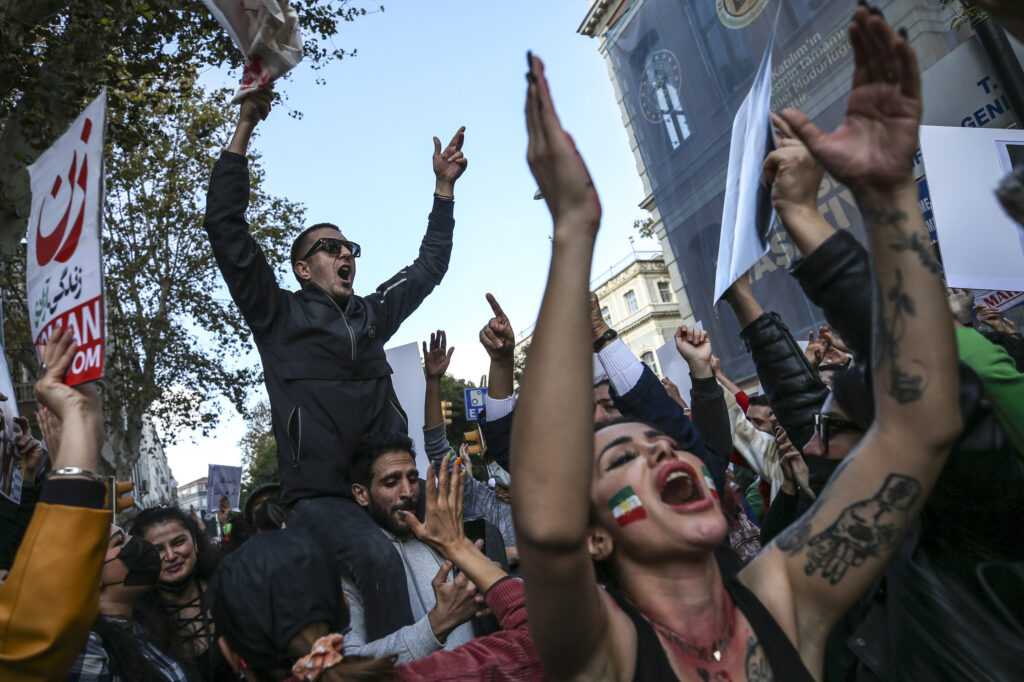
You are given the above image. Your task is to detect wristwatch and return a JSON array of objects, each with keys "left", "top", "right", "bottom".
[{"left": 593, "top": 328, "right": 618, "bottom": 353}]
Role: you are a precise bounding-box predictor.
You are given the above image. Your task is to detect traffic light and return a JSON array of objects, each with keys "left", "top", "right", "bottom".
[
  {"left": 442, "top": 401, "right": 453, "bottom": 425},
  {"left": 105, "top": 478, "right": 136, "bottom": 516},
  {"left": 463, "top": 427, "right": 484, "bottom": 456}
]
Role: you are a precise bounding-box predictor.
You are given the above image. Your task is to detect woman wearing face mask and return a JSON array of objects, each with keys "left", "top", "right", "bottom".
[
  {"left": 130, "top": 506, "right": 231, "bottom": 681},
  {"left": 67, "top": 526, "right": 194, "bottom": 681}
]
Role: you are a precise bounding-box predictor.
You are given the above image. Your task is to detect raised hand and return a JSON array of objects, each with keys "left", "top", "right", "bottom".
[
  {"left": 804, "top": 329, "right": 832, "bottom": 368},
  {"left": 433, "top": 126, "right": 468, "bottom": 195},
  {"left": 779, "top": 8, "right": 920, "bottom": 192},
  {"left": 526, "top": 54, "right": 601, "bottom": 235},
  {"left": 229, "top": 87, "right": 274, "bottom": 155},
  {"left": 479, "top": 294, "right": 514, "bottom": 362},
  {"left": 588, "top": 292, "right": 611, "bottom": 343},
  {"left": 13, "top": 416, "right": 44, "bottom": 487},
  {"left": 775, "top": 423, "right": 815, "bottom": 500},
  {"left": 34, "top": 328, "right": 99, "bottom": 425},
  {"left": 404, "top": 453, "right": 466, "bottom": 556},
  {"left": 764, "top": 112, "right": 825, "bottom": 218},
  {"left": 974, "top": 305, "right": 1014, "bottom": 333},
  {"left": 674, "top": 326, "right": 713, "bottom": 379},
  {"left": 661, "top": 377, "right": 688, "bottom": 409},
  {"left": 423, "top": 330, "right": 455, "bottom": 379}
]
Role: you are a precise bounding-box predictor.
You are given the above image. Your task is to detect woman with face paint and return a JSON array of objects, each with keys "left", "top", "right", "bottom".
[
  {"left": 129, "top": 506, "right": 232, "bottom": 682},
  {"left": 516, "top": 11, "right": 962, "bottom": 682},
  {"left": 66, "top": 525, "right": 194, "bottom": 681}
]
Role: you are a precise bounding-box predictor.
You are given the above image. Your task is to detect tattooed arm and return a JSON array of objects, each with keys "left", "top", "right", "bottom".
[{"left": 740, "top": 8, "right": 962, "bottom": 666}]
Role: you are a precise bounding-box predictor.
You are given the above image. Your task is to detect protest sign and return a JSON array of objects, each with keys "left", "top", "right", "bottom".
[
  {"left": 206, "top": 464, "right": 243, "bottom": 513},
  {"left": 713, "top": 8, "right": 779, "bottom": 304},
  {"left": 202, "top": 0, "right": 303, "bottom": 102},
  {"left": 0, "top": 347, "right": 23, "bottom": 504},
  {"left": 919, "top": 125, "right": 1024, "bottom": 292},
  {"left": 26, "top": 90, "right": 107, "bottom": 387},
  {"left": 974, "top": 289, "right": 1024, "bottom": 312},
  {"left": 386, "top": 342, "right": 428, "bottom": 475},
  {"left": 655, "top": 340, "right": 693, "bottom": 406}
]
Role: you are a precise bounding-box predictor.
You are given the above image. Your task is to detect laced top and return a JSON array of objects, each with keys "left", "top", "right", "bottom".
[{"left": 161, "top": 590, "right": 214, "bottom": 654}]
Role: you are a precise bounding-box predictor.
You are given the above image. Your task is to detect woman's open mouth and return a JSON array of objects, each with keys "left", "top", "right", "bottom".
[{"left": 657, "top": 462, "right": 712, "bottom": 512}]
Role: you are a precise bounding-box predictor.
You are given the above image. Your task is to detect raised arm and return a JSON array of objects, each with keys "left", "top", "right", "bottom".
[
  {"left": 511, "top": 55, "right": 610, "bottom": 678},
  {"left": 749, "top": 8, "right": 962, "bottom": 642},
  {"left": 205, "top": 89, "right": 287, "bottom": 339},
  {"left": 369, "top": 128, "right": 466, "bottom": 342},
  {"left": 0, "top": 328, "right": 109, "bottom": 680}
]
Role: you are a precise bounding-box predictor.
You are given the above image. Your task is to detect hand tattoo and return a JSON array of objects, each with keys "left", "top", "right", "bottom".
[{"left": 795, "top": 474, "right": 921, "bottom": 584}]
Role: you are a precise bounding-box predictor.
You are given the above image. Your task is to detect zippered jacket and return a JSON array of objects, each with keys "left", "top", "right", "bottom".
[{"left": 204, "top": 152, "right": 454, "bottom": 505}]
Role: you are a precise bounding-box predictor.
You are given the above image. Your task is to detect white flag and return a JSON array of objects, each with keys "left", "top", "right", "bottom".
[
  {"left": 26, "top": 90, "right": 107, "bottom": 386},
  {"left": 202, "top": 0, "right": 304, "bottom": 103},
  {"left": 713, "top": 11, "right": 779, "bottom": 304}
]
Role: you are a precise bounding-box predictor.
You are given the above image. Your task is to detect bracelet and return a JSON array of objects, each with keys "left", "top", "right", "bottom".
[
  {"left": 47, "top": 467, "right": 104, "bottom": 483},
  {"left": 433, "top": 192, "right": 454, "bottom": 201}
]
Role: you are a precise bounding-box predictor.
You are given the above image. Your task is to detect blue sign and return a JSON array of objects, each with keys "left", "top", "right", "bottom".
[
  {"left": 917, "top": 177, "right": 938, "bottom": 243},
  {"left": 464, "top": 387, "right": 487, "bottom": 421}
]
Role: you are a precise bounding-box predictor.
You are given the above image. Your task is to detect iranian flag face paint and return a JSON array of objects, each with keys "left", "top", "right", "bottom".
[
  {"left": 701, "top": 466, "right": 719, "bottom": 500},
  {"left": 608, "top": 486, "right": 647, "bottom": 527}
]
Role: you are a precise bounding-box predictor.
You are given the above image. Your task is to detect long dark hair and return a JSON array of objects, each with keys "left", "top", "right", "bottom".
[
  {"left": 91, "top": 609, "right": 196, "bottom": 681},
  {"left": 129, "top": 506, "right": 222, "bottom": 585}
]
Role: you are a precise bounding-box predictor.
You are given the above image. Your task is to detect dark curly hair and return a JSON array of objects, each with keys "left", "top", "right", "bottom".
[
  {"left": 349, "top": 432, "right": 416, "bottom": 488},
  {"left": 128, "top": 506, "right": 222, "bottom": 585}
]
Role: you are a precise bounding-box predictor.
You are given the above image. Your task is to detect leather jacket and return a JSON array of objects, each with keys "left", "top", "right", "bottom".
[{"left": 738, "top": 312, "right": 829, "bottom": 452}]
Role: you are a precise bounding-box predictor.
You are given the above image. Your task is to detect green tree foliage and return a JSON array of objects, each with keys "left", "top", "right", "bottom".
[
  {"left": 0, "top": 0, "right": 381, "bottom": 250},
  {"left": 239, "top": 400, "right": 278, "bottom": 500},
  {"left": 440, "top": 374, "right": 477, "bottom": 448},
  {"left": 2, "top": 80, "right": 305, "bottom": 478},
  {"left": 633, "top": 214, "right": 656, "bottom": 239},
  {"left": 513, "top": 340, "right": 530, "bottom": 389}
]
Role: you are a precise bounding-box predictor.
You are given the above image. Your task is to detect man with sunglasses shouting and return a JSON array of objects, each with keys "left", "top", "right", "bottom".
[{"left": 203, "top": 87, "right": 467, "bottom": 641}]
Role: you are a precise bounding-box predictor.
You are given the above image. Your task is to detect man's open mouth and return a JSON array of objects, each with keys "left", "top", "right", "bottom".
[
  {"left": 657, "top": 462, "right": 706, "bottom": 508},
  {"left": 338, "top": 265, "right": 352, "bottom": 283}
]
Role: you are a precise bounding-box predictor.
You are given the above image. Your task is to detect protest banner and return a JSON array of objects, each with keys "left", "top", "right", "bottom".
[
  {"left": 974, "top": 289, "right": 1024, "bottom": 312},
  {"left": 919, "top": 125, "right": 1024, "bottom": 292},
  {"left": 202, "top": 0, "right": 303, "bottom": 102},
  {"left": 0, "top": 346, "right": 23, "bottom": 503},
  {"left": 26, "top": 90, "right": 107, "bottom": 387},
  {"left": 386, "top": 342, "right": 428, "bottom": 475},
  {"left": 713, "top": 7, "right": 780, "bottom": 304},
  {"left": 206, "top": 464, "right": 243, "bottom": 513}
]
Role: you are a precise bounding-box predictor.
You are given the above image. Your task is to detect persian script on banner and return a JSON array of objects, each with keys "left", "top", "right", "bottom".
[
  {"left": 202, "top": 0, "right": 303, "bottom": 103},
  {"left": 26, "top": 90, "right": 107, "bottom": 386}
]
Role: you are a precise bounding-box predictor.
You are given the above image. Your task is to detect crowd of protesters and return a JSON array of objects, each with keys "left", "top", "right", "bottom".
[{"left": 1, "top": 5, "right": 1023, "bottom": 681}]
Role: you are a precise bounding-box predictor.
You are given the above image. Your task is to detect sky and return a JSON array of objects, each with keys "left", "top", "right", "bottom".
[{"left": 165, "top": 0, "right": 663, "bottom": 484}]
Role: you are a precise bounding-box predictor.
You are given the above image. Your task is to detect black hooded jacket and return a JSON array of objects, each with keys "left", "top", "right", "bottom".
[{"left": 204, "top": 152, "right": 454, "bottom": 506}]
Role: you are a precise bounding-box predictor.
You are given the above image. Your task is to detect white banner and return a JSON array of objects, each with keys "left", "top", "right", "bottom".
[
  {"left": 26, "top": 90, "right": 107, "bottom": 386},
  {"left": 386, "top": 342, "right": 428, "bottom": 476},
  {"left": 713, "top": 8, "right": 779, "bottom": 304},
  {"left": 206, "top": 464, "right": 243, "bottom": 513},
  {"left": 202, "top": 0, "right": 303, "bottom": 103},
  {"left": 920, "top": 125, "right": 1024, "bottom": 292},
  {"left": 0, "top": 345, "right": 23, "bottom": 503}
]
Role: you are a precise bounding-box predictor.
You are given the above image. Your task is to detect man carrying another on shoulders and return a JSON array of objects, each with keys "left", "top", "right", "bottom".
[{"left": 203, "top": 88, "right": 468, "bottom": 641}]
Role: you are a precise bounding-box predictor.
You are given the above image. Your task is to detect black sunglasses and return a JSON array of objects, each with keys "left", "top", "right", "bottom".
[
  {"left": 813, "top": 413, "right": 863, "bottom": 454},
  {"left": 300, "top": 237, "right": 361, "bottom": 262}
]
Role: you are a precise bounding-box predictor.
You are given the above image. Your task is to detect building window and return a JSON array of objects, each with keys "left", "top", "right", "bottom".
[
  {"left": 601, "top": 306, "right": 612, "bottom": 325},
  {"left": 624, "top": 290, "right": 638, "bottom": 313},
  {"left": 658, "top": 281, "right": 673, "bottom": 303},
  {"left": 641, "top": 351, "right": 658, "bottom": 377}
]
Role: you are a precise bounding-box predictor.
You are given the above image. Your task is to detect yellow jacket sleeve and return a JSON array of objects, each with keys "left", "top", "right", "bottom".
[{"left": 0, "top": 501, "right": 110, "bottom": 681}]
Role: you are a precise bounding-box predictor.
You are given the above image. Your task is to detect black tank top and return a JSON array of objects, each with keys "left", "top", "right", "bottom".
[{"left": 609, "top": 579, "right": 815, "bottom": 682}]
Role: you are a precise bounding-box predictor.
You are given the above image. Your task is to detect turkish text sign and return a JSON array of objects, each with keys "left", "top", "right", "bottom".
[{"left": 26, "top": 90, "right": 107, "bottom": 386}]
